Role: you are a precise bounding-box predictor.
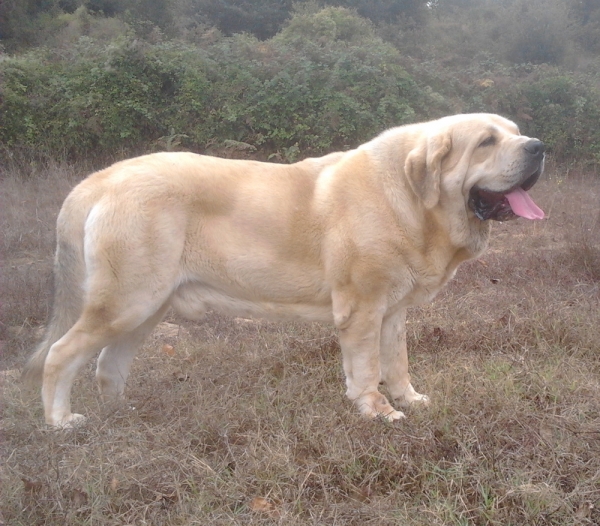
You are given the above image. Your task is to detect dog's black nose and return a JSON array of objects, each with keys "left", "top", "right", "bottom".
[{"left": 524, "top": 139, "right": 545, "bottom": 157}]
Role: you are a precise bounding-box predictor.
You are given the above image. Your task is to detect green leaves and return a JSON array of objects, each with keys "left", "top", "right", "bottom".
[
  {"left": 0, "top": 9, "right": 428, "bottom": 160},
  {"left": 2, "top": 6, "right": 599, "bottom": 165}
]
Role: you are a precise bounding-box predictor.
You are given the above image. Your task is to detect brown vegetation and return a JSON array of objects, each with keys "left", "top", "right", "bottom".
[{"left": 1, "top": 162, "right": 599, "bottom": 524}]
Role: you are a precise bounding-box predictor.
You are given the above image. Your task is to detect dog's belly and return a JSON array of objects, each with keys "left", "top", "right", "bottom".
[{"left": 170, "top": 281, "right": 334, "bottom": 323}]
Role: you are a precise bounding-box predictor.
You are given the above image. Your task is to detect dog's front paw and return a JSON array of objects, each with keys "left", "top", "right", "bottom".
[
  {"left": 356, "top": 392, "right": 406, "bottom": 422},
  {"left": 395, "top": 384, "right": 430, "bottom": 408},
  {"left": 408, "top": 392, "right": 430, "bottom": 405}
]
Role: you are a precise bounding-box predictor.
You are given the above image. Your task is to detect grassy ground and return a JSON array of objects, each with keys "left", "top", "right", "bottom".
[{"left": 1, "top": 160, "right": 599, "bottom": 525}]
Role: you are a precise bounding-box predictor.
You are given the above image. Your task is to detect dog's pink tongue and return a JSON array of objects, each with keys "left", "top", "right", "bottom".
[{"left": 505, "top": 188, "right": 545, "bottom": 219}]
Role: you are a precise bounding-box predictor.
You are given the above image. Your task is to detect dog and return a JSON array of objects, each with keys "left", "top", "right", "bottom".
[{"left": 22, "top": 113, "right": 545, "bottom": 427}]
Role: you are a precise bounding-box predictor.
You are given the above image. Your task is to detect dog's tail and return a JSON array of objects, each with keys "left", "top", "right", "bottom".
[{"left": 21, "top": 191, "right": 89, "bottom": 387}]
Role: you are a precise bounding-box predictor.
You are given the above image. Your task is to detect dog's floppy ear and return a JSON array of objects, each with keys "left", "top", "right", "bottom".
[{"left": 404, "top": 132, "right": 452, "bottom": 209}]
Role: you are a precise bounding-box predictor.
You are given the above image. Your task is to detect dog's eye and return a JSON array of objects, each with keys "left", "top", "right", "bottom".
[{"left": 479, "top": 136, "right": 496, "bottom": 147}]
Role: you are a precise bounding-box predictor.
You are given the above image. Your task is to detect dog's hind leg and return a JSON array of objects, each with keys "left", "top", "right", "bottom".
[
  {"left": 42, "top": 322, "right": 114, "bottom": 427},
  {"left": 95, "top": 303, "right": 170, "bottom": 401},
  {"left": 40, "top": 198, "right": 187, "bottom": 427},
  {"left": 40, "top": 250, "right": 180, "bottom": 427},
  {"left": 42, "top": 298, "right": 173, "bottom": 427}
]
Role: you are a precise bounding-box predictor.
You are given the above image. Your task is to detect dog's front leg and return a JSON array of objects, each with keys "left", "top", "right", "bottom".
[
  {"left": 379, "top": 307, "right": 429, "bottom": 407},
  {"left": 333, "top": 291, "right": 405, "bottom": 421}
]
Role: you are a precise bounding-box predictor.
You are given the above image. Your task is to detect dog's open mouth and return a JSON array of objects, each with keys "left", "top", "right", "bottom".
[{"left": 468, "top": 171, "right": 545, "bottom": 222}]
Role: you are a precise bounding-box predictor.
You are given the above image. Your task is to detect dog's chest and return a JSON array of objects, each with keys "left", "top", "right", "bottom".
[
  {"left": 390, "top": 270, "right": 455, "bottom": 307},
  {"left": 388, "top": 248, "right": 468, "bottom": 307}
]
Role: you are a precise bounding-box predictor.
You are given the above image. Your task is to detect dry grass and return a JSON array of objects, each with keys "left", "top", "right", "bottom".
[{"left": 1, "top": 162, "right": 599, "bottom": 525}]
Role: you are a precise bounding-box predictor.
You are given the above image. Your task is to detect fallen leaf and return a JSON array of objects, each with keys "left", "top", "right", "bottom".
[
  {"left": 161, "top": 344, "right": 175, "bottom": 356},
  {"left": 22, "top": 478, "right": 42, "bottom": 494},
  {"left": 110, "top": 477, "right": 119, "bottom": 491},
  {"left": 477, "top": 78, "right": 494, "bottom": 88},
  {"left": 250, "top": 497, "right": 280, "bottom": 517}
]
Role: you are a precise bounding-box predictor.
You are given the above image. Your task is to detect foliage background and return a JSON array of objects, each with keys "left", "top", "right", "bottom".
[{"left": 1, "top": 0, "right": 600, "bottom": 164}]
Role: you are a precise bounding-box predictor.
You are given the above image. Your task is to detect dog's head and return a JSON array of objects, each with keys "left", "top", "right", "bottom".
[{"left": 404, "top": 113, "right": 545, "bottom": 221}]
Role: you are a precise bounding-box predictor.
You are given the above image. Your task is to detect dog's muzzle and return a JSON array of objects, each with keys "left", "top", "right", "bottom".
[{"left": 469, "top": 140, "right": 546, "bottom": 222}]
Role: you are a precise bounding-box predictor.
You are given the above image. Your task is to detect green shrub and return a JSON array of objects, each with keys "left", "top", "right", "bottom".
[
  {"left": 0, "top": 8, "right": 444, "bottom": 160},
  {"left": 522, "top": 72, "right": 600, "bottom": 163},
  {"left": 0, "top": 40, "right": 182, "bottom": 158},
  {"left": 1, "top": 6, "right": 600, "bottom": 166},
  {"left": 404, "top": 55, "right": 600, "bottom": 166}
]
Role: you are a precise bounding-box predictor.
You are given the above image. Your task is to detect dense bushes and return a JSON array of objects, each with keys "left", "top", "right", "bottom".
[
  {"left": 522, "top": 72, "right": 600, "bottom": 163},
  {"left": 409, "top": 56, "right": 600, "bottom": 165},
  {"left": 1, "top": 6, "right": 600, "bottom": 165},
  {"left": 472, "top": 64, "right": 600, "bottom": 164},
  {"left": 0, "top": 9, "right": 448, "bottom": 161},
  {"left": 1, "top": 40, "right": 184, "bottom": 159}
]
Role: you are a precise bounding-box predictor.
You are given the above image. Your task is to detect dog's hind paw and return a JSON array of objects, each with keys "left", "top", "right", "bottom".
[{"left": 48, "top": 413, "right": 86, "bottom": 428}]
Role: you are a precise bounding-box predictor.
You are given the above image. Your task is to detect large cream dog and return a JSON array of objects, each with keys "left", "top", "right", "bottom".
[{"left": 23, "top": 113, "right": 545, "bottom": 427}]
